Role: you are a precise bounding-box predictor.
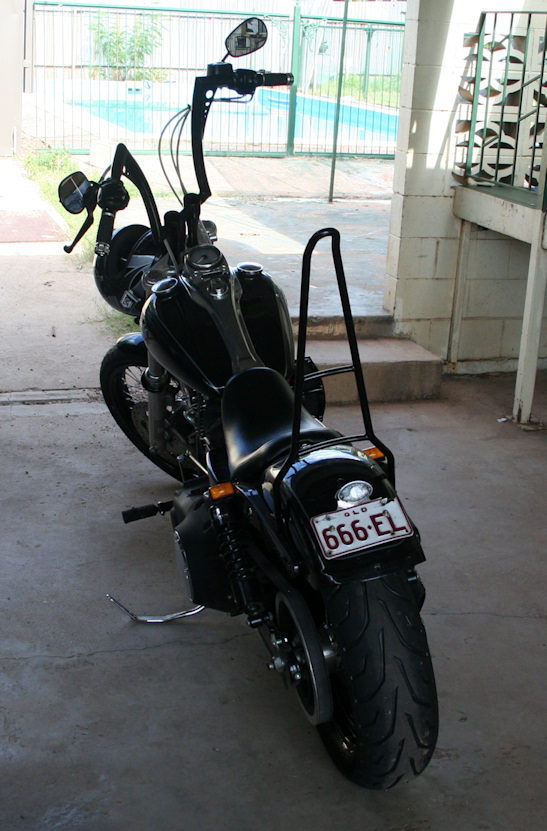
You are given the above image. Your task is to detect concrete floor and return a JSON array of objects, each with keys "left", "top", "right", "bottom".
[
  {"left": 1, "top": 157, "right": 546, "bottom": 829},
  {"left": 1, "top": 376, "right": 546, "bottom": 831}
]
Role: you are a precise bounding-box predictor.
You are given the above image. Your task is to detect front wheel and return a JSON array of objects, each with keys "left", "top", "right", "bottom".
[
  {"left": 318, "top": 571, "right": 438, "bottom": 789},
  {"left": 100, "top": 345, "right": 196, "bottom": 480}
]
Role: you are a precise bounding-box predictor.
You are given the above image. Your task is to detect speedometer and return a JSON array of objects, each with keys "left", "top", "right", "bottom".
[{"left": 186, "top": 244, "right": 223, "bottom": 273}]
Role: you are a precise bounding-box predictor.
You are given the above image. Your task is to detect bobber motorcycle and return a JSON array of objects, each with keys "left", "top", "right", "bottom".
[{"left": 58, "top": 18, "right": 438, "bottom": 789}]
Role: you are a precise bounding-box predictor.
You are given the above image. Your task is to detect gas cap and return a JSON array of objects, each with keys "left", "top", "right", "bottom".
[
  {"left": 235, "top": 262, "right": 263, "bottom": 278},
  {"left": 152, "top": 276, "right": 180, "bottom": 298}
]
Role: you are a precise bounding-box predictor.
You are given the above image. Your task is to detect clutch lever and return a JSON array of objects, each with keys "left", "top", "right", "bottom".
[{"left": 63, "top": 181, "right": 100, "bottom": 253}]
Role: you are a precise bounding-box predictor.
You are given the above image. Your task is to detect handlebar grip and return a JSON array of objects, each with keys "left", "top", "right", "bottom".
[
  {"left": 256, "top": 72, "right": 294, "bottom": 87},
  {"left": 95, "top": 211, "right": 116, "bottom": 255},
  {"left": 95, "top": 143, "right": 129, "bottom": 255}
]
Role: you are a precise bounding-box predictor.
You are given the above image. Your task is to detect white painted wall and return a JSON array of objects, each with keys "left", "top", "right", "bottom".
[
  {"left": 386, "top": 0, "right": 547, "bottom": 372},
  {"left": 0, "top": 0, "right": 24, "bottom": 155}
]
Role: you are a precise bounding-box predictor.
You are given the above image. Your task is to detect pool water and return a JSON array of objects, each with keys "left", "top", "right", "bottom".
[
  {"left": 258, "top": 88, "right": 398, "bottom": 144},
  {"left": 71, "top": 89, "right": 398, "bottom": 146},
  {"left": 70, "top": 98, "right": 182, "bottom": 134}
]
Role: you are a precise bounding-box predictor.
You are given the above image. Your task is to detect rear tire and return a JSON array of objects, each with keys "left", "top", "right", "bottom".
[
  {"left": 318, "top": 571, "right": 438, "bottom": 789},
  {"left": 100, "top": 345, "right": 195, "bottom": 480}
]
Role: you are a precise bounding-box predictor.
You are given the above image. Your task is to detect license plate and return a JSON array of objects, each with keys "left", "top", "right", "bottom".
[{"left": 311, "top": 497, "right": 413, "bottom": 560}]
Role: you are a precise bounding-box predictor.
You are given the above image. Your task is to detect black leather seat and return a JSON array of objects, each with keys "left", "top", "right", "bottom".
[{"left": 221, "top": 366, "right": 339, "bottom": 481}]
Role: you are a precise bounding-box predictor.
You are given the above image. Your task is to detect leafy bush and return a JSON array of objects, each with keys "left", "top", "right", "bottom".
[{"left": 90, "top": 14, "right": 165, "bottom": 81}]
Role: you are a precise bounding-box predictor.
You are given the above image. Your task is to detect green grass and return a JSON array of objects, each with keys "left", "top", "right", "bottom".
[
  {"left": 23, "top": 149, "right": 96, "bottom": 261},
  {"left": 314, "top": 73, "right": 401, "bottom": 108},
  {"left": 23, "top": 148, "right": 75, "bottom": 197},
  {"left": 92, "top": 301, "right": 140, "bottom": 338},
  {"left": 23, "top": 149, "right": 141, "bottom": 336}
]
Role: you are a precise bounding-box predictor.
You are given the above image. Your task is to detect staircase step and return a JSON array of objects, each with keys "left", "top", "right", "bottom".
[
  {"left": 300, "top": 314, "right": 395, "bottom": 340},
  {"left": 305, "top": 338, "right": 443, "bottom": 403}
]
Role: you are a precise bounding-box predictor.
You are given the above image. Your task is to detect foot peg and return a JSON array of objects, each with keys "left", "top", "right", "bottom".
[
  {"left": 107, "top": 594, "right": 205, "bottom": 624},
  {"left": 122, "top": 500, "right": 173, "bottom": 524}
]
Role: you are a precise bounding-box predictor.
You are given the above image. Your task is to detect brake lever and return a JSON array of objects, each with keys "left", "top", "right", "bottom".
[{"left": 63, "top": 182, "right": 100, "bottom": 254}]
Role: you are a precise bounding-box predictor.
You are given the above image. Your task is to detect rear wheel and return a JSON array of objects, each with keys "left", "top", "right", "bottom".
[
  {"left": 100, "top": 345, "right": 196, "bottom": 480},
  {"left": 275, "top": 590, "right": 333, "bottom": 726},
  {"left": 318, "top": 571, "right": 438, "bottom": 789}
]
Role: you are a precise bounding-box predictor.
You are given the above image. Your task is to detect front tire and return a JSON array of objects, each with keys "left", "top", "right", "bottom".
[
  {"left": 100, "top": 345, "right": 194, "bottom": 480},
  {"left": 318, "top": 571, "right": 438, "bottom": 789}
]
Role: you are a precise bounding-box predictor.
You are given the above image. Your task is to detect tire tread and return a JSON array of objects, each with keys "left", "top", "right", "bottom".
[{"left": 318, "top": 572, "right": 438, "bottom": 789}]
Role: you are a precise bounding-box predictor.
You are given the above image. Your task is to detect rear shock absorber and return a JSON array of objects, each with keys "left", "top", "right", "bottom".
[{"left": 209, "top": 485, "right": 265, "bottom": 627}]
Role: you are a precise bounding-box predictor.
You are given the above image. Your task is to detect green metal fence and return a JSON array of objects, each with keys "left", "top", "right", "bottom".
[
  {"left": 28, "top": 1, "right": 403, "bottom": 157},
  {"left": 454, "top": 10, "right": 547, "bottom": 205}
]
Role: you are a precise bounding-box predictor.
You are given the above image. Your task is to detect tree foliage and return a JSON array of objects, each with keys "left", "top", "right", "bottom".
[{"left": 90, "top": 14, "right": 165, "bottom": 81}]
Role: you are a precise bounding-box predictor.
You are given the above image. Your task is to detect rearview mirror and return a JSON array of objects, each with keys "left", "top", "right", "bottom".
[
  {"left": 225, "top": 18, "right": 267, "bottom": 58},
  {"left": 58, "top": 171, "right": 91, "bottom": 214}
]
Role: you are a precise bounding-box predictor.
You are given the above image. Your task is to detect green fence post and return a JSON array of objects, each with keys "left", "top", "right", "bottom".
[
  {"left": 287, "top": 1, "right": 301, "bottom": 156},
  {"left": 363, "top": 25, "right": 373, "bottom": 100}
]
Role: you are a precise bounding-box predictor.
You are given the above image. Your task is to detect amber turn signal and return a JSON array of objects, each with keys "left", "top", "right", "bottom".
[
  {"left": 209, "top": 482, "right": 236, "bottom": 500},
  {"left": 363, "top": 446, "right": 385, "bottom": 460}
]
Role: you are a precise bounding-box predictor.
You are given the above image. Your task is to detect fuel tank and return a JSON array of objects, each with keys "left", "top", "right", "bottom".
[{"left": 142, "top": 260, "right": 294, "bottom": 396}]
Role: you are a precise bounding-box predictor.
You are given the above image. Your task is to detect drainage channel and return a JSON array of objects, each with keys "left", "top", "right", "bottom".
[{"left": 0, "top": 389, "right": 103, "bottom": 406}]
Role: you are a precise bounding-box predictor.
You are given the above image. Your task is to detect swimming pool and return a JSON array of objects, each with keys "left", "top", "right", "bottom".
[
  {"left": 69, "top": 97, "right": 181, "bottom": 135},
  {"left": 70, "top": 87, "right": 398, "bottom": 153},
  {"left": 257, "top": 88, "right": 398, "bottom": 145}
]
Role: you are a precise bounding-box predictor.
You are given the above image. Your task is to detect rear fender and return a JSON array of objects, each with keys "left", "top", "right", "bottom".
[{"left": 266, "top": 446, "right": 425, "bottom": 585}]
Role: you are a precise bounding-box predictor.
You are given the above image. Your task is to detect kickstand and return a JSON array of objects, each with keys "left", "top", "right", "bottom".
[{"left": 107, "top": 594, "right": 205, "bottom": 624}]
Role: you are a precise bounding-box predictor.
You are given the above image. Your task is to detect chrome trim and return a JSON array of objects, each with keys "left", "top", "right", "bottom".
[{"left": 107, "top": 594, "right": 205, "bottom": 624}]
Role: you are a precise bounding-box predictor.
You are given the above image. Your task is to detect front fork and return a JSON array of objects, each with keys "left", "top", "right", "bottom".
[{"left": 142, "top": 352, "right": 170, "bottom": 454}]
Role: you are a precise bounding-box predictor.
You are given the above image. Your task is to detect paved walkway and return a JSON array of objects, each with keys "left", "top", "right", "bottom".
[
  {"left": 0, "top": 153, "right": 394, "bottom": 395},
  {"left": 82, "top": 151, "right": 395, "bottom": 317},
  {"left": 1, "top": 153, "right": 394, "bottom": 318}
]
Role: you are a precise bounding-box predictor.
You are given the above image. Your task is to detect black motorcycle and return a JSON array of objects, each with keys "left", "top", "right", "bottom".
[{"left": 58, "top": 18, "right": 438, "bottom": 790}]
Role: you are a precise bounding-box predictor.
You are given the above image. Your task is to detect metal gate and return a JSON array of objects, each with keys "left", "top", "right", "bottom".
[{"left": 27, "top": 1, "right": 403, "bottom": 157}]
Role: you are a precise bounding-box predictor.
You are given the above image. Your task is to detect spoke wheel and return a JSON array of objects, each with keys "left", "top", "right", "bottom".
[{"left": 100, "top": 345, "right": 196, "bottom": 480}]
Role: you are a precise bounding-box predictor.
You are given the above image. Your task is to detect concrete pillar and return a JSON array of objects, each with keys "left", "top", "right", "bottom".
[
  {"left": 385, "top": 0, "right": 464, "bottom": 356},
  {"left": 0, "top": 0, "right": 24, "bottom": 155},
  {"left": 513, "top": 211, "right": 547, "bottom": 422},
  {"left": 386, "top": 0, "right": 547, "bottom": 366}
]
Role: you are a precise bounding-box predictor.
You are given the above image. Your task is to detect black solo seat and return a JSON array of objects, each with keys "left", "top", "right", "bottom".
[{"left": 221, "top": 366, "right": 339, "bottom": 481}]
